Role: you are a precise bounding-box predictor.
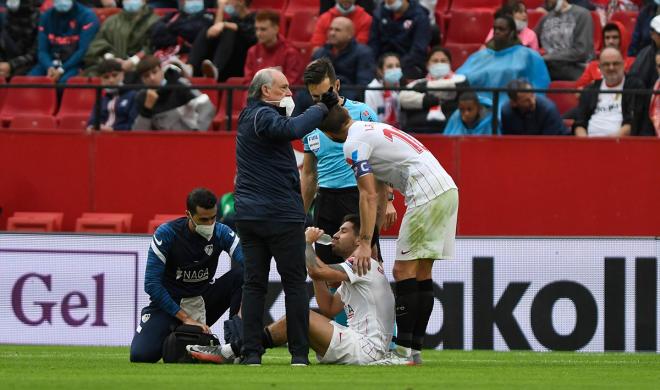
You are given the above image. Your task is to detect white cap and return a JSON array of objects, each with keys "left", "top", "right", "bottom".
[{"left": 651, "top": 15, "right": 660, "bottom": 34}]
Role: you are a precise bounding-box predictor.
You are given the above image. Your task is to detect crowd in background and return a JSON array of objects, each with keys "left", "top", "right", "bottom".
[{"left": 0, "top": 0, "right": 658, "bottom": 136}]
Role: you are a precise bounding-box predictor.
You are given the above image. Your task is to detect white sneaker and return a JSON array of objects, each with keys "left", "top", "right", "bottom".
[
  {"left": 368, "top": 351, "right": 415, "bottom": 366},
  {"left": 186, "top": 344, "right": 236, "bottom": 364}
]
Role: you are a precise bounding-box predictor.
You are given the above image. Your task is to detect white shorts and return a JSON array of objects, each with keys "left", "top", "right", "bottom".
[
  {"left": 317, "top": 322, "right": 386, "bottom": 365},
  {"left": 396, "top": 188, "right": 458, "bottom": 261}
]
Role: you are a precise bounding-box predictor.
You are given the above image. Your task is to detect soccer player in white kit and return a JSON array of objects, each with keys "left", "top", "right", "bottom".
[
  {"left": 319, "top": 106, "right": 459, "bottom": 365},
  {"left": 188, "top": 215, "right": 395, "bottom": 365}
]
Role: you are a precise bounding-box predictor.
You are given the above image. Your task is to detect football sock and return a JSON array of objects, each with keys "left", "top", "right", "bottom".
[
  {"left": 395, "top": 278, "right": 419, "bottom": 353},
  {"left": 412, "top": 279, "right": 434, "bottom": 351}
]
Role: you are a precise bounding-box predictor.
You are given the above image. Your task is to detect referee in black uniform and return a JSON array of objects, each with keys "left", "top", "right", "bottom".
[{"left": 234, "top": 68, "right": 338, "bottom": 365}]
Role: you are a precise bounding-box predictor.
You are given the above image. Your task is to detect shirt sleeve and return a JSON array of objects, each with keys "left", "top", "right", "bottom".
[
  {"left": 144, "top": 223, "right": 180, "bottom": 316},
  {"left": 339, "top": 259, "right": 373, "bottom": 285},
  {"left": 216, "top": 223, "right": 244, "bottom": 265}
]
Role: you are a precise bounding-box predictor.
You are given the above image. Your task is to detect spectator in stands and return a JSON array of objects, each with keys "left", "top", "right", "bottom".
[
  {"left": 649, "top": 50, "right": 660, "bottom": 137},
  {"left": 320, "top": 0, "right": 374, "bottom": 15},
  {"left": 188, "top": 0, "right": 256, "bottom": 81},
  {"left": 630, "top": 15, "right": 660, "bottom": 89},
  {"left": 86, "top": 59, "right": 138, "bottom": 131},
  {"left": 443, "top": 91, "right": 496, "bottom": 136},
  {"left": 28, "top": 0, "right": 99, "bottom": 84},
  {"left": 243, "top": 9, "right": 304, "bottom": 85},
  {"left": 365, "top": 52, "right": 402, "bottom": 126},
  {"left": 573, "top": 47, "right": 649, "bottom": 137},
  {"left": 483, "top": 2, "right": 540, "bottom": 52},
  {"left": 501, "top": 79, "right": 568, "bottom": 135},
  {"left": 132, "top": 55, "right": 216, "bottom": 131},
  {"left": 400, "top": 46, "right": 468, "bottom": 133},
  {"left": 368, "top": 0, "right": 431, "bottom": 80},
  {"left": 0, "top": 0, "right": 40, "bottom": 78},
  {"left": 149, "top": 0, "right": 215, "bottom": 77},
  {"left": 536, "top": 0, "right": 594, "bottom": 81},
  {"left": 457, "top": 14, "right": 550, "bottom": 113},
  {"left": 576, "top": 21, "right": 635, "bottom": 88},
  {"left": 311, "top": 0, "right": 372, "bottom": 52},
  {"left": 312, "top": 17, "right": 375, "bottom": 101},
  {"left": 628, "top": 0, "right": 657, "bottom": 57},
  {"left": 84, "top": 0, "right": 160, "bottom": 77}
]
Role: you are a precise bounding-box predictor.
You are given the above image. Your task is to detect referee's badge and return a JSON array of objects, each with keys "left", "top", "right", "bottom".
[{"left": 308, "top": 134, "right": 321, "bottom": 152}]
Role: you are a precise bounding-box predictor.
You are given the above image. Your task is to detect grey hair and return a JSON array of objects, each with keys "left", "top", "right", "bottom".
[{"left": 248, "top": 68, "right": 276, "bottom": 100}]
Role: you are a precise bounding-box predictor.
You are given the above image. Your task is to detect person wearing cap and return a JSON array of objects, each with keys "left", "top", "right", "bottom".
[
  {"left": 86, "top": 59, "right": 138, "bottom": 131},
  {"left": 132, "top": 55, "right": 216, "bottom": 131},
  {"left": 630, "top": 15, "right": 660, "bottom": 89}
]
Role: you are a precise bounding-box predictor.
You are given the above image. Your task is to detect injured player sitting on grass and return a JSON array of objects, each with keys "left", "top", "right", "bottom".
[{"left": 187, "top": 214, "right": 397, "bottom": 365}]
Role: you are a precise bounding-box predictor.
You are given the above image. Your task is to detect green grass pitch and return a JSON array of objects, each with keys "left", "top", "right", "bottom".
[{"left": 1, "top": 345, "right": 659, "bottom": 389}]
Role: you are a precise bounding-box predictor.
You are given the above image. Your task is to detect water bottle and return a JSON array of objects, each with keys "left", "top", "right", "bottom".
[{"left": 315, "top": 234, "right": 333, "bottom": 246}]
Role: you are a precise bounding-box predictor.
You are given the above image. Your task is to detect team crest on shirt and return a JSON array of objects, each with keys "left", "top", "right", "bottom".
[
  {"left": 141, "top": 314, "right": 151, "bottom": 323},
  {"left": 204, "top": 244, "right": 213, "bottom": 256},
  {"left": 307, "top": 133, "right": 321, "bottom": 153}
]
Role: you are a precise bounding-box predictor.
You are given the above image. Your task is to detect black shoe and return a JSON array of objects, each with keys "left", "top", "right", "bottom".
[
  {"left": 241, "top": 354, "right": 261, "bottom": 366},
  {"left": 291, "top": 356, "right": 310, "bottom": 366}
]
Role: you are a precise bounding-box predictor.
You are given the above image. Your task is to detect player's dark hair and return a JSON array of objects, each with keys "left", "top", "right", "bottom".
[
  {"left": 342, "top": 214, "right": 378, "bottom": 247},
  {"left": 187, "top": 188, "right": 217, "bottom": 215},
  {"left": 303, "top": 58, "right": 337, "bottom": 86},
  {"left": 506, "top": 79, "right": 531, "bottom": 101},
  {"left": 603, "top": 22, "right": 621, "bottom": 38}
]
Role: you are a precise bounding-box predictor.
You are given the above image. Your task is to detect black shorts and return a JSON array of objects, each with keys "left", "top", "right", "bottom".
[{"left": 314, "top": 187, "right": 381, "bottom": 264}]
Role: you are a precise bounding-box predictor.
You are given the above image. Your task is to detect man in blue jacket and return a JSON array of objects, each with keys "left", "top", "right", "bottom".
[
  {"left": 234, "top": 68, "right": 339, "bottom": 366},
  {"left": 130, "top": 188, "right": 244, "bottom": 363},
  {"left": 368, "top": 0, "right": 430, "bottom": 80},
  {"left": 501, "top": 79, "right": 569, "bottom": 136},
  {"left": 28, "top": 0, "right": 99, "bottom": 84}
]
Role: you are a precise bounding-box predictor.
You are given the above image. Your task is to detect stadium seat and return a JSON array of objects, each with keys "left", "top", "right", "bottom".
[
  {"left": 610, "top": 11, "right": 638, "bottom": 41},
  {"left": 292, "top": 42, "right": 315, "bottom": 66},
  {"left": 58, "top": 114, "right": 90, "bottom": 130},
  {"left": 6, "top": 212, "right": 64, "bottom": 232},
  {"left": 286, "top": 10, "right": 318, "bottom": 43},
  {"left": 284, "top": 0, "right": 318, "bottom": 19},
  {"left": 153, "top": 8, "right": 177, "bottom": 17},
  {"left": 214, "top": 77, "right": 247, "bottom": 131},
  {"left": 527, "top": 9, "right": 545, "bottom": 30},
  {"left": 56, "top": 76, "right": 98, "bottom": 120},
  {"left": 547, "top": 81, "right": 579, "bottom": 116},
  {"left": 450, "top": 0, "right": 500, "bottom": 10},
  {"left": 445, "top": 43, "right": 481, "bottom": 69},
  {"left": 75, "top": 213, "right": 133, "bottom": 233},
  {"left": 147, "top": 214, "right": 183, "bottom": 234},
  {"left": 251, "top": 0, "right": 288, "bottom": 11},
  {"left": 445, "top": 10, "right": 493, "bottom": 44},
  {"left": 10, "top": 115, "right": 58, "bottom": 130},
  {"left": 93, "top": 7, "right": 121, "bottom": 24},
  {"left": 591, "top": 11, "right": 602, "bottom": 52},
  {"left": 524, "top": 0, "right": 546, "bottom": 8},
  {"left": 0, "top": 76, "right": 57, "bottom": 126},
  {"left": 435, "top": 0, "right": 451, "bottom": 14},
  {"left": 190, "top": 77, "right": 220, "bottom": 108}
]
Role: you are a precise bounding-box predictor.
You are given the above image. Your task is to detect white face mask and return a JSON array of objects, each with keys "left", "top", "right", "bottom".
[
  {"left": 6, "top": 0, "right": 20, "bottom": 12},
  {"left": 189, "top": 214, "right": 215, "bottom": 241},
  {"left": 267, "top": 96, "right": 295, "bottom": 117},
  {"left": 428, "top": 62, "right": 451, "bottom": 79},
  {"left": 515, "top": 19, "right": 527, "bottom": 32}
]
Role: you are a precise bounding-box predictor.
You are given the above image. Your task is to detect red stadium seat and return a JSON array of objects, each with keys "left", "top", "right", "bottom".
[
  {"left": 75, "top": 212, "right": 133, "bottom": 233},
  {"left": 435, "top": 0, "right": 451, "bottom": 14},
  {"left": 251, "top": 0, "right": 288, "bottom": 11},
  {"left": 445, "top": 43, "right": 481, "bottom": 69},
  {"left": 284, "top": 0, "right": 318, "bottom": 19},
  {"left": 147, "top": 214, "right": 183, "bottom": 234},
  {"left": 610, "top": 11, "right": 638, "bottom": 42},
  {"left": 190, "top": 77, "right": 220, "bottom": 108},
  {"left": 153, "top": 8, "right": 177, "bottom": 17},
  {"left": 10, "top": 115, "right": 57, "bottom": 130},
  {"left": 445, "top": 10, "right": 493, "bottom": 44},
  {"left": 56, "top": 76, "right": 98, "bottom": 119},
  {"left": 7, "top": 212, "right": 64, "bottom": 232},
  {"left": 286, "top": 10, "right": 318, "bottom": 42},
  {"left": 450, "top": 0, "right": 500, "bottom": 10},
  {"left": 0, "top": 76, "right": 57, "bottom": 126},
  {"left": 58, "top": 114, "right": 90, "bottom": 130},
  {"left": 527, "top": 9, "right": 545, "bottom": 30},
  {"left": 214, "top": 77, "right": 247, "bottom": 131},
  {"left": 93, "top": 7, "right": 121, "bottom": 23},
  {"left": 524, "top": 0, "right": 546, "bottom": 8},
  {"left": 292, "top": 42, "right": 315, "bottom": 66},
  {"left": 547, "top": 81, "right": 579, "bottom": 116},
  {"left": 591, "top": 11, "right": 602, "bottom": 52}
]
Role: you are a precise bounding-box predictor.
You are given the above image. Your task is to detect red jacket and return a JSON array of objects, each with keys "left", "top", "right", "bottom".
[
  {"left": 310, "top": 6, "right": 372, "bottom": 48},
  {"left": 243, "top": 36, "right": 305, "bottom": 85}
]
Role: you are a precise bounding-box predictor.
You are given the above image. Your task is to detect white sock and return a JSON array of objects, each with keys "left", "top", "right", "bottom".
[{"left": 220, "top": 344, "right": 235, "bottom": 359}]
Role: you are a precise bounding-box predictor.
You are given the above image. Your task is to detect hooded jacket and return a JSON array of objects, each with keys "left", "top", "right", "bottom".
[
  {"left": 311, "top": 5, "right": 372, "bottom": 48},
  {"left": 576, "top": 21, "right": 635, "bottom": 88}
]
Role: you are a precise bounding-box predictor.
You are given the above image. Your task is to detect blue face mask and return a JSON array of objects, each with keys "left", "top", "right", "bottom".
[
  {"left": 428, "top": 62, "right": 451, "bottom": 79},
  {"left": 54, "top": 0, "right": 73, "bottom": 13},
  {"left": 335, "top": 2, "right": 355, "bottom": 15},
  {"left": 183, "top": 0, "right": 204, "bottom": 14},
  {"left": 123, "top": 0, "right": 143, "bottom": 13},
  {"left": 656, "top": 0, "right": 660, "bottom": 5},
  {"left": 6, "top": 0, "right": 20, "bottom": 12},
  {"left": 383, "top": 67, "right": 402, "bottom": 84},
  {"left": 224, "top": 4, "right": 236, "bottom": 16},
  {"left": 384, "top": 0, "right": 403, "bottom": 12}
]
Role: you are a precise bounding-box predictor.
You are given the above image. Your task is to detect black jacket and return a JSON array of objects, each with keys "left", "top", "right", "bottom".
[
  {"left": 573, "top": 77, "right": 652, "bottom": 136},
  {"left": 234, "top": 99, "right": 328, "bottom": 222},
  {"left": 629, "top": 41, "right": 658, "bottom": 89}
]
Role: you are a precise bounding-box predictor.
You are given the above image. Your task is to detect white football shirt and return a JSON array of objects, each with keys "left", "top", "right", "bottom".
[
  {"left": 343, "top": 121, "right": 457, "bottom": 208},
  {"left": 337, "top": 259, "right": 395, "bottom": 352}
]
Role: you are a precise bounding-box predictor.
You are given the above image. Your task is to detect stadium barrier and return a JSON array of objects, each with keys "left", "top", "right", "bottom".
[{"left": 1, "top": 232, "right": 657, "bottom": 352}]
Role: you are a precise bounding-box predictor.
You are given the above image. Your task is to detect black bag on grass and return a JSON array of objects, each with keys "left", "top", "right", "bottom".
[{"left": 162, "top": 324, "right": 219, "bottom": 363}]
